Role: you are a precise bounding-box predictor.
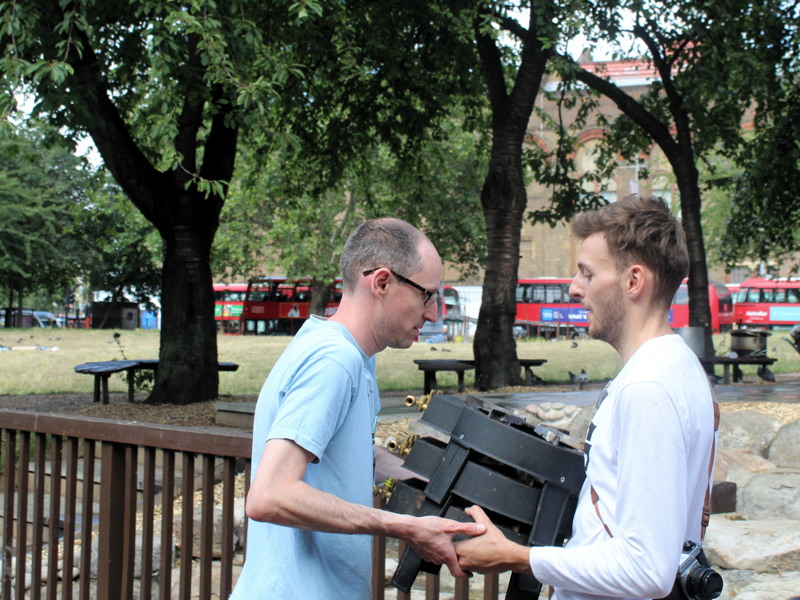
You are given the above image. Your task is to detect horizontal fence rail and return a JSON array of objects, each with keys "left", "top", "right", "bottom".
[
  {"left": 1, "top": 410, "right": 520, "bottom": 600},
  {"left": 0, "top": 410, "right": 251, "bottom": 600}
]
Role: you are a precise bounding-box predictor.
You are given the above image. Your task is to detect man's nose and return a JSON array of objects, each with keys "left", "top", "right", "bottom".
[
  {"left": 423, "top": 300, "right": 439, "bottom": 322},
  {"left": 569, "top": 275, "right": 583, "bottom": 299}
]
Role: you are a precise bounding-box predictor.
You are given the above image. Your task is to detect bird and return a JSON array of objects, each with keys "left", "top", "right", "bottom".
[
  {"left": 571, "top": 341, "right": 579, "bottom": 349},
  {"left": 430, "top": 346, "right": 439, "bottom": 351},
  {"left": 757, "top": 365, "right": 775, "bottom": 383},
  {"left": 569, "top": 369, "right": 591, "bottom": 389}
]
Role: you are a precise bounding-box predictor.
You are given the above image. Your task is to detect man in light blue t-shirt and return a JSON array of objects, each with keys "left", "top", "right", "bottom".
[{"left": 230, "top": 218, "right": 484, "bottom": 600}]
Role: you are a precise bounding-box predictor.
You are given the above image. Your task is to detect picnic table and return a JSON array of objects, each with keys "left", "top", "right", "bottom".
[
  {"left": 698, "top": 355, "right": 777, "bottom": 384},
  {"left": 75, "top": 359, "right": 239, "bottom": 404},
  {"left": 413, "top": 359, "right": 475, "bottom": 394},
  {"left": 413, "top": 358, "right": 548, "bottom": 394}
]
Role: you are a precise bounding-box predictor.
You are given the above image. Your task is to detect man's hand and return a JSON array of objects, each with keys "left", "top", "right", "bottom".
[
  {"left": 404, "top": 515, "right": 486, "bottom": 578},
  {"left": 454, "top": 506, "right": 533, "bottom": 575}
]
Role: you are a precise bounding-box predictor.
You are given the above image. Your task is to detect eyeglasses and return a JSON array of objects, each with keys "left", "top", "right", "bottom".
[{"left": 362, "top": 267, "right": 440, "bottom": 307}]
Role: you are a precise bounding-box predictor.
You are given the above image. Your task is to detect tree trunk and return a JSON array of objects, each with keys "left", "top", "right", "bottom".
[
  {"left": 571, "top": 60, "right": 715, "bottom": 358},
  {"left": 471, "top": 8, "right": 552, "bottom": 390},
  {"left": 147, "top": 219, "right": 219, "bottom": 405},
  {"left": 309, "top": 279, "right": 332, "bottom": 317},
  {"left": 672, "top": 160, "right": 714, "bottom": 357},
  {"left": 473, "top": 142, "right": 525, "bottom": 389}
]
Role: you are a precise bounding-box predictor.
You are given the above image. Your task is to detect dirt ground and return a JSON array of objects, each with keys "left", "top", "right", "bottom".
[
  {"left": 0, "top": 392, "right": 245, "bottom": 427},
  {"left": 2, "top": 378, "right": 800, "bottom": 429}
]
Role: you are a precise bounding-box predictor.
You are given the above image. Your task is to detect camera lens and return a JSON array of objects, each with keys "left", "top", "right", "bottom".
[{"left": 684, "top": 565, "right": 724, "bottom": 599}]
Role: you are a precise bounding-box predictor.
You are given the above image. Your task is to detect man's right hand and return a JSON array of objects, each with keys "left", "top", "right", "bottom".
[{"left": 404, "top": 515, "right": 486, "bottom": 578}]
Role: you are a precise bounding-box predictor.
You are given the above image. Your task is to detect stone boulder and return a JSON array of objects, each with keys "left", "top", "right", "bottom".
[
  {"left": 715, "top": 570, "right": 800, "bottom": 600},
  {"left": 739, "top": 470, "right": 800, "bottom": 520},
  {"left": 704, "top": 515, "right": 800, "bottom": 572},
  {"left": 714, "top": 448, "right": 775, "bottom": 482},
  {"left": 718, "top": 410, "right": 781, "bottom": 457},
  {"left": 767, "top": 419, "right": 800, "bottom": 467}
]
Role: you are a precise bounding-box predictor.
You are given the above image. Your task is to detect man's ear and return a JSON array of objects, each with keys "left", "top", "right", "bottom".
[
  {"left": 368, "top": 268, "right": 392, "bottom": 298},
  {"left": 626, "top": 264, "right": 647, "bottom": 299}
]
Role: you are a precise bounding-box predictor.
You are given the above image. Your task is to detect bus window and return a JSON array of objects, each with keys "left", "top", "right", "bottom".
[{"left": 543, "top": 284, "right": 563, "bottom": 303}]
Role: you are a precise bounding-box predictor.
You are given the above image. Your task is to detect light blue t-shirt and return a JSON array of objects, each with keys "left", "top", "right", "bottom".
[{"left": 230, "top": 316, "right": 380, "bottom": 600}]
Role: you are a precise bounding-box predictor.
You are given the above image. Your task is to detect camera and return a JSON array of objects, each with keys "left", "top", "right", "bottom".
[{"left": 675, "top": 541, "right": 723, "bottom": 600}]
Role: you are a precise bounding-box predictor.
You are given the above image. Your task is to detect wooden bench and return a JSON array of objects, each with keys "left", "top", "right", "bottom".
[
  {"left": 698, "top": 355, "right": 777, "bottom": 384},
  {"left": 462, "top": 358, "right": 548, "bottom": 386},
  {"left": 413, "top": 359, "right": 475, "bottom": 394},
  {"left": 413, "top": 358, "right": 548, "bottom": 393},
  {"left": 75, "top": 359, "right": 239, "bottom": 404},
  {"left": 518, "top": 358, "right": 547, "bottom": 385}
]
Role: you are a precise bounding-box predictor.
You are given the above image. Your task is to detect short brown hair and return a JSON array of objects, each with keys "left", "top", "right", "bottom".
[
  {"left": 572, "top": 195, "right": 689, "bottom": 308},
  {"left": 340, "top": 218, "right": 427, "bottom": 290}
]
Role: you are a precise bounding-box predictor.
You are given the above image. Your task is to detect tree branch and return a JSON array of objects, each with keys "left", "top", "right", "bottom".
[{"left": 67, "top": 27, "right": 167, "bottom": 224}]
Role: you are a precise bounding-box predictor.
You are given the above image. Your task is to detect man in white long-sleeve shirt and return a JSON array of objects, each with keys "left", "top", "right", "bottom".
[{"left": 456, "top": 196, "right": 717, "bottom": 600}]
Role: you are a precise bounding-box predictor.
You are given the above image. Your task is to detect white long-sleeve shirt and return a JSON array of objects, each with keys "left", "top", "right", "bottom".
[{"left": 530, "top": 334, "right": 716, "bottom": 600}]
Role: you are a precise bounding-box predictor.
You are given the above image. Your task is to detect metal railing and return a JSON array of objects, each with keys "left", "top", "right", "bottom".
[{"left": 1, "top": 410, "right": 511, "bottom": 600}]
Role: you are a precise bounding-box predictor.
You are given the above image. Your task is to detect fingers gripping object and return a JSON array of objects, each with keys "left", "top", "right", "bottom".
[{"left": 385, "top": 394, "right": 585, "bottom": 600}]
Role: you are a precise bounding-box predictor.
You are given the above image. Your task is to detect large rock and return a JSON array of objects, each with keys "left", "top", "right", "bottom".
[
  {"left": 718, "top": 410, "right": 781, "bottom": 457},
  {"left": 704, "top": 515, "right": 800, "bottom": 572},
  {"left": 767, "top": 419, "right": 800, "bottom": 467},
  {"left": 715, "top": 570, "right": 800, "bottom": 600},
  {"left": 566, "top": 404, "right": 594, "bottom": 440},
  {"left": 740, "top": 470, "right": 800, "bottom": 520},
  {"left": 714, "top": 448, "right": 775, "bottom": 481}
]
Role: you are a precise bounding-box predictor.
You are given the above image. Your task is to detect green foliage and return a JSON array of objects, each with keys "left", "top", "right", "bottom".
[
  {"left": 112, "top": 331, "right": 154, "bottom": 393},
  {"left": 70, "top": 169, "right": 162, "bottom": 306},
  {"left": 0, "top": 122, "right": 90, "bottom": 302},
  {"left": 214, "top": 111, "right": 489, "bottom": 282},
  {"left": 721, "top": 83, "right": 800, "bottom": 271}
]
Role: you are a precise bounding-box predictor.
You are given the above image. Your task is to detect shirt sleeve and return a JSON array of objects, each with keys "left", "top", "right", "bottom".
[
  {"left": 267, "top": 354, "right": 355, "bottom": 462},
  {"left": 530, "top": 381, "right": 687, "bottom": 599}
]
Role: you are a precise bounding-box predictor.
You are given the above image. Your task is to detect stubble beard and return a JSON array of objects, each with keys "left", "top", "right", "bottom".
[{"left": 588, "top": 286, "right": 626, "bottom": 350}]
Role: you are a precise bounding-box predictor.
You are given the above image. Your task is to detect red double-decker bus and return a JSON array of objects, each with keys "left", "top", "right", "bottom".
[
  {"left": 240, "top": 277, "right": 342, "bottom": 335},
  {"left": 514, "top": 278, "right": 587, "bottom": 338},
  {"left": 734, "top": 278, "right": 800, "bottom": 329},
  {"left": 670, "top": 280, "right": 734, "bottom": 333},
  {"left": 213, "top": 283, "right": 248, "bottom": 334},
  {"left": 514, "top": 277, "right": 733, "bottom": 338}
]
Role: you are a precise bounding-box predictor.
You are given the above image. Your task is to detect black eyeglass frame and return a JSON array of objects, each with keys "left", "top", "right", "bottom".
[{"left": 362, "top": 267, "right": 439, "bottom": 307}]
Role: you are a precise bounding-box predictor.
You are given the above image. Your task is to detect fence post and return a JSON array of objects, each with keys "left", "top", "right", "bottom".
[{"left": 97, "top": 441, "right": 127, "bottom": 600}]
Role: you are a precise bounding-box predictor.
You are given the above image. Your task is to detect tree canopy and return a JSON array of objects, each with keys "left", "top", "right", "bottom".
[
  {"left": 544, "top": 0, "right": 800, "bottom": 354},
  {"left": 0, "top": 123, "right": 90, "bottom": 318}
]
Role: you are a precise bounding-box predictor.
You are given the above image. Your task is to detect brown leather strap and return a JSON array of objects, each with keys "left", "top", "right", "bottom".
[
  {"left": 590, "top": 398, "right": 720, "bottom": 542},
  {"left": 700, "top": 400, "right": 720, "bottom": 541},
  {"left": 591, "top": 485, "right": 614, "bottom": 538}
]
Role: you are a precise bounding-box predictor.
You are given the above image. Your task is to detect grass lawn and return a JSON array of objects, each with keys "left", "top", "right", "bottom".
[{"left": 1, "top": 327, "right": 798, "bottom": 397}]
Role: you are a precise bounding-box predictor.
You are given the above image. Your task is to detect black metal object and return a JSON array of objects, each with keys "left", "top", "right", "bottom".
[{"left": 386, "top": 394, "right": 585, "bottom": 599}]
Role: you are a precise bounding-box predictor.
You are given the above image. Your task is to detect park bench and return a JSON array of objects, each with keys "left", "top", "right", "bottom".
[
  {"left": 413, "top": 358, "right": 548, "bottom": 394},
  {"left": 462, "top": 358, "right": 548, "bottom": 386},
  {"left": 74, "top": 359, "right": 239, "bottom": 404},
  {"left": 698, "top": 355, "right": 777, "bottom": 384},
  {"left": 413, "top": 359, "right": 475, "bottom": 394}
]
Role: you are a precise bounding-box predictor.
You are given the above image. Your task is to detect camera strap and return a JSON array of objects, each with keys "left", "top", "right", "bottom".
[{"left": 590, "top": 395, "right": 720, "bottom": 543}]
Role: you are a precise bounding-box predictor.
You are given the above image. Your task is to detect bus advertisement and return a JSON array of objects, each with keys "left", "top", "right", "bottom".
[
  {"left": 240, "top": 277, "right": 342, "bottom": 336},
  {"left": 213, "top": 283, "right": 247, "bottom": 333},
  {"left": 734, "top": 278, "right": 800, "bottom": 329},
  {"left": 514, "top": 277, "right": 733, "bottom": 338}
]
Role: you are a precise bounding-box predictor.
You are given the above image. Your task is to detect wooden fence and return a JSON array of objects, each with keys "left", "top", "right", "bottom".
[{"left": 0, "top": 410, "right": 511, "bottom": 599}]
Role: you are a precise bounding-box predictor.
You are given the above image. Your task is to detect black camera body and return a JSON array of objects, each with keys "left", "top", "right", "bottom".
[{"left": 673, "top": 541, "right": 723, "bottom": 600}]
